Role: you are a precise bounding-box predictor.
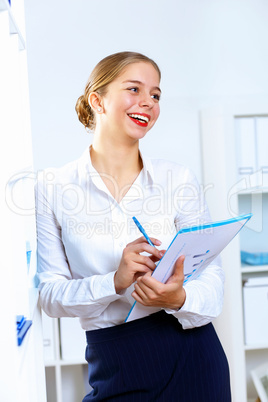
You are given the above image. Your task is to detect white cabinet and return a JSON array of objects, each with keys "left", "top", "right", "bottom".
[
  {"left": 0, "top": 0, "right": 46, "bottom": 400},
  {"left": 235, "top": 116, "right": 268, "bottom": 182},
  {"left": 243, "top": 277, "right": 268, "bottom": 345},
  {"left": 42, "top": 313, "right": 92, "bottom": 402},
  {"left": 200, "top": 105, "right": 268, "bottom": 402}
]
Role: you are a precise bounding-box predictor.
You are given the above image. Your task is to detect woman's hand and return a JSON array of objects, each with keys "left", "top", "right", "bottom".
[
  {"left": 114, "top": 237, "right": 164, "bottom": 293},
  {"left": 131, "top": 255, "right": 186, "bottom": 310}
]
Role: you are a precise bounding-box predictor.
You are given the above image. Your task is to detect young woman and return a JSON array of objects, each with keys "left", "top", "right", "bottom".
[{"left": 36, "top": 51, "right": 231, "bottom": 401}]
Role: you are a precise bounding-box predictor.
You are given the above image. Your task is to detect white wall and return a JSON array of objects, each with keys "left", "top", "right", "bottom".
[{"left": 24, "top": 0, "right": 268, "bottom": 182}]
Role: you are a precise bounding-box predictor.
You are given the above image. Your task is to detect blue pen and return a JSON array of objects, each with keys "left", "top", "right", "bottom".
[{"left": 132, "top": 216, "right": 155, "bottom": 247}]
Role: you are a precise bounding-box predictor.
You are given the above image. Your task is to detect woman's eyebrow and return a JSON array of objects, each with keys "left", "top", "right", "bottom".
[{"left": 122, "top": 80, "right": 161, "bottom": 93}]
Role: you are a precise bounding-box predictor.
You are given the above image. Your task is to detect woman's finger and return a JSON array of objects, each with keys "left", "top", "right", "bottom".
[
  {"left": 131, "top": 290, "right": 147, "bottom": 305},
  {"left": 133, "top": 254, "right": 156, "bottom": 270},
  {"left": 150, "top": 249, "right": 166, "bottom": 263},
  {"left": 132, "top": 285, "right": 148, "bottom": 302},
  {"left": 131, "top": 262, "right": 156, "bottom": 279},
  {"left": 126, "top": 236, "right": 162, "bottom": 247},
  {"left": 130, "top": 242, "right": 164, "bottom": 260}
]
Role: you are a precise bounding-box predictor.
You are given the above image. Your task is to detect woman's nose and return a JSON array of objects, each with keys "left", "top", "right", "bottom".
[{"left": 139, "top": 93, "right": 154, "bottom": 108}]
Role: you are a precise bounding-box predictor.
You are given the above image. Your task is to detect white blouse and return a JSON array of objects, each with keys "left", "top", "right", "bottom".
[{"left": 36, "top": 147, "right": 224, "bottom": 331}]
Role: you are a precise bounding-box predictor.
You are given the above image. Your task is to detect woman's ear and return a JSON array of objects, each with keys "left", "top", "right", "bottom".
[{"left": 89, "top": 92, "right": 103, "bottom": 114}]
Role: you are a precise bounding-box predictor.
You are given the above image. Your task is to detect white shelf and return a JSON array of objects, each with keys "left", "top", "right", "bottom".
[
  {"left": 238, "top": 187, "right": 268, "bottom": 195},
  {"left": 45, "top": 359, "right": 87, "bottom": 368},
  {"left": 0, "top": 0, "right": 25, "bottom": 50},
  {"left": 44, "top": 360, "right": 57, "bottom": 368},
  {"left": 241, "top": 265, "right": 268, "bottom": 274},
  {"left": 60, "top": 359, "right": 87, "bottom": 366},
  {"left": 245, "top": 343, "right": 268, "bottom": 351}
]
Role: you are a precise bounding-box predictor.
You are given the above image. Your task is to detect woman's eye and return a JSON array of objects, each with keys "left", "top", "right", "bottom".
[
  {"left": 152, "top": 94, "right": 161, "bottom": 101},
  {"left": 128, "top": 87, "right": 138, "bottom": 92}
]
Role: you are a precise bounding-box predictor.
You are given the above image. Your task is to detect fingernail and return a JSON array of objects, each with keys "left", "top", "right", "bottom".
[{"left": 159, "top": 251, "right": 164, "bottom": 258}]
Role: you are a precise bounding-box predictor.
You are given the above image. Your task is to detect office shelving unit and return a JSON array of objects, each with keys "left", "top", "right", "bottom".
[
  {"left": 42, "top": 314, "right": 91, "bottom": 402},
  {"left": 0, "top": 0, "right": 46, "bottom": 400},
  {"left": 239, "top": 188, "right": 268, "bottom": 400},
  {"left": 200, "top": 104, "right": 268, "bottom": 402}
]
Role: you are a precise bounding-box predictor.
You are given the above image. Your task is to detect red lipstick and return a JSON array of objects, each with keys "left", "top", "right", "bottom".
[{"left": 128, "top": 113, "right": 150, "bottom": 127}]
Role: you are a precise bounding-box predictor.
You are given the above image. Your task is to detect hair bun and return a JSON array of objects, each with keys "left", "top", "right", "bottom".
[{"left": 75, "top": 95, "right": 94, "bottom": 130}]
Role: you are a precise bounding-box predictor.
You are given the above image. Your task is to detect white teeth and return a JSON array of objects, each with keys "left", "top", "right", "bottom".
[{"left": 128, "top": 114, "right": 149, "bottom": 123}]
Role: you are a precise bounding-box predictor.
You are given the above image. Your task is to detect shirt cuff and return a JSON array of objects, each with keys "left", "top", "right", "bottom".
[
  {"left": 90, "top": 270, "right": 126, "bottom": 303},
  {"left": 164, "top": 282, "right": 204, "bottom": 315}
]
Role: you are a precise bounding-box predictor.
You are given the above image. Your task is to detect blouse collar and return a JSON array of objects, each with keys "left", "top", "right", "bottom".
[{"left": 79, "top": 146, "right": 155, "bottom": 187}]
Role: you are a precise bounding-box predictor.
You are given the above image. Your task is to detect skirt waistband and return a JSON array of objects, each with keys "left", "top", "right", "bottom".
[{"left": 85, "top": 310, "right": 176, "bottom": 344}]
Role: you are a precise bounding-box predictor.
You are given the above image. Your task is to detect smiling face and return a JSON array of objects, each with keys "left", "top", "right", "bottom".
[{"left": 97, "top": 62, "right": 161, "bottom": 143}]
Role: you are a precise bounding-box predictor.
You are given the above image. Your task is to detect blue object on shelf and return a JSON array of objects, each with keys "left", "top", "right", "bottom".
[
  {"left": 241, "top": 250, "right": 268, "bottom": 265},
  {"left": 16, "top": 315, "right": 32, "bottom": 346},
  {"left": 16, "top": 315, "right": 24, "bottom": 325},
  {"left": 16, "top": 315, "right": 26, "bottom": 332},
  {"left": 26, "top": 241, "right": 32, "bottom": 271},
  {"left": 26, "top": 250, "right": 32, "bottom": 268}
]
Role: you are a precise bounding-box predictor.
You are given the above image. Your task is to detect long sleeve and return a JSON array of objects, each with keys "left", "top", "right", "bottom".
[{"left": 36, "top": 170, "right": 123, "bottom": 319}]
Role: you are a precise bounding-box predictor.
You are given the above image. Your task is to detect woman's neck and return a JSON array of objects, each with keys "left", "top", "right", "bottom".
[
  {"left": 91, "top": 132, "right": 142, "bottom": 179},
  {"left": 90, "top": 131, "right": 143, "bottom": 202}
]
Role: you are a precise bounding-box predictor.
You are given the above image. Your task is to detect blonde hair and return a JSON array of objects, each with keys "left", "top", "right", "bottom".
[{"left": 75, "top": 51, "right": 161, "bottom": 131}]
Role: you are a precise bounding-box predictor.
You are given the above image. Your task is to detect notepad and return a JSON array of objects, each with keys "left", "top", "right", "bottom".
[{"left": 126, "top": 213, "right": 252, "bottom": 322}]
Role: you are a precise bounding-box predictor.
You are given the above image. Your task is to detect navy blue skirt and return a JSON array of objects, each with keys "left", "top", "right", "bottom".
[{"left": 83, "top": 311, "right": 231, "bottom": 401}]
